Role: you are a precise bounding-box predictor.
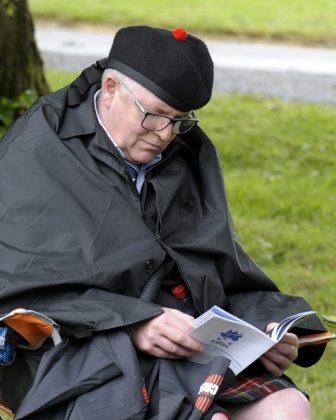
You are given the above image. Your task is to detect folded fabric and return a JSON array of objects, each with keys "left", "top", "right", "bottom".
[
  {"left": 0, "top": 308, "right": 61, "bottom": 350},
  {"left": 298, "top": 331, "right": 336, "bottom": 348}
]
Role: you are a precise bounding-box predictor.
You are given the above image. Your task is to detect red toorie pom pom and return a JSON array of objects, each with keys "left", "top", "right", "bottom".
[{"left": 172, "top": 28, "right": 188, "bottom": 41}]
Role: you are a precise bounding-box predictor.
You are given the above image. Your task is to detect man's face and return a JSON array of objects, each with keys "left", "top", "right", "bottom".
[{"left": 99, "top": 76, "right": 187, "bottom": 165}]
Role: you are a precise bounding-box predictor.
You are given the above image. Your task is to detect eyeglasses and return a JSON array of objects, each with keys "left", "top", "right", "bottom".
[{"left": 119, "top": 80, "right": 198, "bottom": 135}]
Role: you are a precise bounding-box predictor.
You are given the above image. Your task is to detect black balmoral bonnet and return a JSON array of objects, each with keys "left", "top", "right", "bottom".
[{"left": 107, "top": 26, "right": 214, "bottom": 111}]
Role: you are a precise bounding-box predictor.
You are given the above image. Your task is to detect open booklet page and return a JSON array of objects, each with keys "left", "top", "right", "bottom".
[{"left": 188, "top": 306, "right": 315, "bottom": 375}]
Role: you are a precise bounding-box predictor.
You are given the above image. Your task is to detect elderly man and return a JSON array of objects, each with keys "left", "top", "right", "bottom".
[{"left": 0, "top": 26, "right": 327, "bottom": 419}]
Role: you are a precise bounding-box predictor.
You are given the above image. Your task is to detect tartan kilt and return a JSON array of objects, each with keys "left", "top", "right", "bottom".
[{"left": 211, "top": 373, "right": 305, "bottom": 419}]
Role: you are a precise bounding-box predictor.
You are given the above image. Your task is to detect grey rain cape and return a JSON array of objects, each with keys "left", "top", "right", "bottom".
[{"left": 0, "top": 66, "right": 327, "bottom": 419}]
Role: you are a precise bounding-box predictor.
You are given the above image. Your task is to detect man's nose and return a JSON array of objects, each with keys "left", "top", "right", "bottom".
[{"left": 158, "top": 123, "right": 175, "bottom": 141}]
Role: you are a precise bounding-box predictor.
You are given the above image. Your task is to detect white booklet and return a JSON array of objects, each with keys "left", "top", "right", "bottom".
[{"left": 188, "top": 305, "right": 315, "bottom": 375}]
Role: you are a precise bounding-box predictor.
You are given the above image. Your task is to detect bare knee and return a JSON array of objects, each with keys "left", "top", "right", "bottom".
[
  {"left": 211, "top": 414, "right": 230, "bottom": 420},
  {"left": 278, "top": 388, "right": 311, "bottom": 418},
  {"left": 226, "top": 388, "right": 311, "bottom": 420}
]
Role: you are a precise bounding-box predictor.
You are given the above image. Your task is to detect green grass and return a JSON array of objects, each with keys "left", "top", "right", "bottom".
[
  {"left": 198, "top": 95, "right": 336, "bottom": 419},
  {"left": 46, "top": 70, "right": 79, "bottom": 92},
  {"left": 199, "top": 96, "right": 335, "bottom": 293},
  {"left": 2, "top": 70, "right": 336, "bottom": 419},
  {"left": 29, "top": 0, "right": 336, "bottom": 46}
]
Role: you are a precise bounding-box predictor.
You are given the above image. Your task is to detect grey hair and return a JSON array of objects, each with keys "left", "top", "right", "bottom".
[{"left": 102, "top": 68, "right": 140, "bottom": 95}]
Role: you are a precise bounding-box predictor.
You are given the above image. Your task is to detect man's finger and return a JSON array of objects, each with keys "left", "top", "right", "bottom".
[{"left": 160, "top": 323, "right": 204, "bottom": 353}]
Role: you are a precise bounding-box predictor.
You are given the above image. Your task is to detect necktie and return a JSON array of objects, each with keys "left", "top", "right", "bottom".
[{"left": 126, "top": 164, "right": 139, "bottom": 183}]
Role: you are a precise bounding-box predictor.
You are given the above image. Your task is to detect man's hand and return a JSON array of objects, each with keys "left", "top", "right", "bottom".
[
  {"left": 259, "top": 322, "right": 299, "bottom": 377},
  {"left": 129, "top": 307, "right": 204, "bottom": 359}
]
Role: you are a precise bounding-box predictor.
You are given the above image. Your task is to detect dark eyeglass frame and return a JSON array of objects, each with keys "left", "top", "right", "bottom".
[{"left": 118, "top": 80, "right": 198, "bottom": 135}]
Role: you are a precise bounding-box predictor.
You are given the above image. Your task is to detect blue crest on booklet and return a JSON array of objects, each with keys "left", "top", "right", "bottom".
[
  {"left": 220, "top": 330, "right": 243, "bottom": 342},
  {"left": 0, "top": 326, "right": 16, "bottom": 365}
]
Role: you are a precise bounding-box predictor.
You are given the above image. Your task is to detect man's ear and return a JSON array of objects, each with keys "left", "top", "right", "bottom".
[
  {"left": 104, "top": 75, "right": 117, "bottom": 94},
  {"left": 101, "top": 74, "right": 118, "bottom": 107}
]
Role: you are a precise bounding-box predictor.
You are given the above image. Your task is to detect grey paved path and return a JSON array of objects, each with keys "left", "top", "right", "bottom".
[{"left": 36, "top": 24, "right": 336, "bottom": 105}]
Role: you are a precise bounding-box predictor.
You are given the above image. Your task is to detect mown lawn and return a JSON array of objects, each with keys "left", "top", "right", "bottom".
[
  {"left": 199, "top": 95, "right": 336, "bottom": 419},
  {"left": 2, "top": 71, "right": 335, "bottom": 418},
  {"left": 29, "top": 0, "right": 336, "bottom": 46}
]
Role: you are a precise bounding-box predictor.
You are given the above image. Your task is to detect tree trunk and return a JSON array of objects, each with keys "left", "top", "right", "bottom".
[{"left": 0, "top": 0, "right": 49, "bottom": 98}]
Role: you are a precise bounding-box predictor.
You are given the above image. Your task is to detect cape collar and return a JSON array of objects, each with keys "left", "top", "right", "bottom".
[{"left": 58, "top": 84, "right": 100, "bottom": 140}]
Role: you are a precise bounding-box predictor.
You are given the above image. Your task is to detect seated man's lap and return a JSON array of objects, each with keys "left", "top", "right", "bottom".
[{"left": 215, "top": 375, "right": 310, "bottom": 420}]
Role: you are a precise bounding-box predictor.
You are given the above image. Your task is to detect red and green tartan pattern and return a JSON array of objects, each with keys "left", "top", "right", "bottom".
[{"left": 217, "top": 374, "right": 296, "bottom": 404}]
